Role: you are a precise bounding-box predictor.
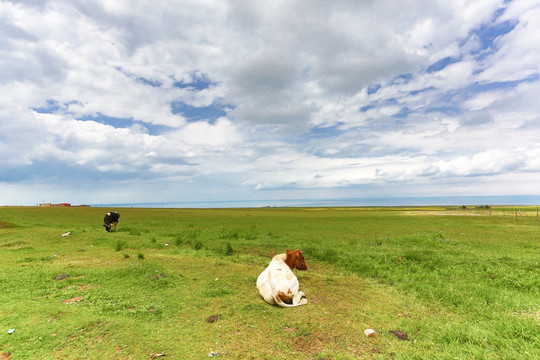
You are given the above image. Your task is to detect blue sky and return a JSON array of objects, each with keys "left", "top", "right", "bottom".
[{"left": 1, "top": 0, "right": 539, "bottom": 205}]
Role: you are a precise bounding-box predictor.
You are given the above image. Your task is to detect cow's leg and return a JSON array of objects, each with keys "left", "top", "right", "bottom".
[
  {"left": 113, "top": 222, "right": 118, "bottom": 231},
  {"left": 277, "top": 291, "right": 293, "bottom": 304}
]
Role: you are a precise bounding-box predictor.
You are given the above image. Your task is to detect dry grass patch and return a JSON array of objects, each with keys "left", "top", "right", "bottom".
[
  {"left": 63, "top": 296, "right": 85, "bottom": 304},
  {"left": 0, "top": 221, "right": 14, "bottom": 228}
]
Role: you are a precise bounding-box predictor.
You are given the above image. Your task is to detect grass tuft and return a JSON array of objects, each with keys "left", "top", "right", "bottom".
[{"left": 114, "top": 240, "right": 127, "bottom": 252}]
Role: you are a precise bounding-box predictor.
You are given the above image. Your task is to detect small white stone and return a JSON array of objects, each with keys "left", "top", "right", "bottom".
[{"left": 364, "top": 329, "right": 376, "bottom": 337}]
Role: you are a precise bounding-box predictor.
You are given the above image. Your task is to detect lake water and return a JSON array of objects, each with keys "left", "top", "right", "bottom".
[{"left": 91, "top": 195, "right": 540, "bottom": 208}]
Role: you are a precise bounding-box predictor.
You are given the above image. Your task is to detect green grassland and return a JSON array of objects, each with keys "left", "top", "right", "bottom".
[{"left": 1, "top": 206, "right": 539, "bottom": 359}]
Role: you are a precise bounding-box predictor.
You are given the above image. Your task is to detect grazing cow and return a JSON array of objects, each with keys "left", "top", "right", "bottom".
[
  {"left": 256, "top": 249, "right": 308, "bottom": 307},
  {"left": 103, "top": 211, "right": 120, "bottom": 232}
]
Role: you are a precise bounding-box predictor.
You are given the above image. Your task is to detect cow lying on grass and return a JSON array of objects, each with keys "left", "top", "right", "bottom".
[
  {"left": 257, "top": 249, "right": 308, "bottom": 307},
  {"left": 103, "top": 211, "right": 120, "bottom": 232}
]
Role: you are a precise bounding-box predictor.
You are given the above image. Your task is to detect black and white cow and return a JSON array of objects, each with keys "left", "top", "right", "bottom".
[{"left": 103, "top": 211, "right": 120, "bottom": 232}]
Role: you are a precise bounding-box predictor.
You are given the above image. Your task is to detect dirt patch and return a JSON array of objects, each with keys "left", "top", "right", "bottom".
[
  {"left": 0, "top": 221, "right": 14, "bottom": 229},
  {"left": 206, "top": 314, "right": 222, "bottom": 323},
  {"left": 59, "top": 284, "right": 91, "bottom": 292},
  {"left": 289, "top": 333, "right": 329, "bottom": 357},
  {"left": 0, "top": 353, "right": 11, "bottom": 360},
  {"left": 148, "top": 273, "right": 168, "bottom": 280},
  {"left": 390, "top": 330, "right": 410, "bottom": 341},
  {"left": 63, "top": 296, "right": 84, "bottom": 304}
]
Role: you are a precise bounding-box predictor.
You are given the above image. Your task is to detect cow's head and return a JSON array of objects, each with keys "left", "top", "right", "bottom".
[
  {"left": 103, "top": 224, "right": 112, "bottom": 232},
  {"left": 286, "top": 249, "right": 308, "bottom": 271}
]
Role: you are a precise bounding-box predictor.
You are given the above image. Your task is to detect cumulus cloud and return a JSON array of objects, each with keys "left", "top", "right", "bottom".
[{"left": 1, "top": 0, "right": 539, "bottom": 204}]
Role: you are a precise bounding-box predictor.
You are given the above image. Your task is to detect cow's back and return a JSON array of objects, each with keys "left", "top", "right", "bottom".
[
  {"left": 110, "top": 211, "right": 120, "bottom": 222},
  {"left": 104, "top": 211, "right": 120, "bottom": 224},
  {"left": 257, "top": 254, "right": 299, "bottom": 304},
  {"left": 256, "top": 267, "right": 275, "bottom": 304}
]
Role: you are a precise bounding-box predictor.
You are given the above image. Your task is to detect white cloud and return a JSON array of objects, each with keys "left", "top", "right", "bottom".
[
  {"left": 435, "top": 150, "right": 520, "bottom": 177},
  {"left": 463, "top": 90, "right": 505, "bottom": 111},
  {"left": 477, "top": 1, "right": 540, "bottom": 82},
  {"left": 0, "top": 0, "right": 539, "bottom": 204},
  {"left": 173, "top": 117, "right": 242, "bottom": 147}
]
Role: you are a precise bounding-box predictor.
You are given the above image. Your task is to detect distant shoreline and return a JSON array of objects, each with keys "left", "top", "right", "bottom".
[
  {"left": 4, "top": 195, "right": 540, "bottom": 209},
  {"left": 88, "top": 195, "right": 540, "bottom": 209}
]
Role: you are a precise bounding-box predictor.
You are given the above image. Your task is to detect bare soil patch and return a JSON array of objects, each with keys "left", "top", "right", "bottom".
[
  {"left": 0, "top": 221, "right": 14, "bottom": 228},
  {"left": 63, "top": 296, "right": 84, "bottom": 304}
]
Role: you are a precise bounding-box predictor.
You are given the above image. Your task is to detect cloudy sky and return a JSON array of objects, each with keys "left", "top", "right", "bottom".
[{"left": 1, "top": 0, "right": 539, "bottom": 206}]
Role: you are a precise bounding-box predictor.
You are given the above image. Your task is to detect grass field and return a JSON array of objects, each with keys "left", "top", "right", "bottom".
[{"left": 1, "top": 206, "right": 539, "bottom": 359}]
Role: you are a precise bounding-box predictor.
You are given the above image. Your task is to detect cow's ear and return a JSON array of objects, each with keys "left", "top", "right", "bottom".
[{"left": 286, "top": 249, "right": 292, "bottom": 253}]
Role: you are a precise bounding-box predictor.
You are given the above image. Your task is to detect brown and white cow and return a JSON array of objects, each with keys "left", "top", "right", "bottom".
[{"left": 256, "top": 249, "right": 308, "bottom": 307}]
